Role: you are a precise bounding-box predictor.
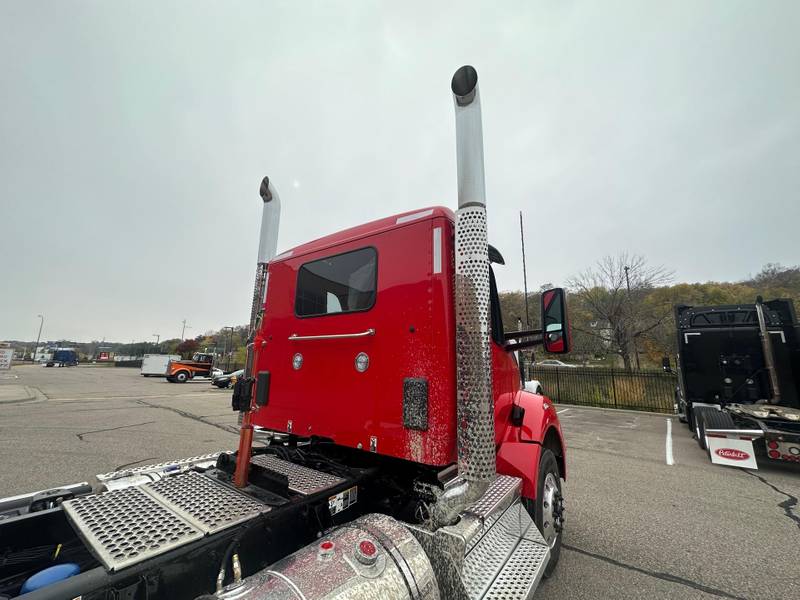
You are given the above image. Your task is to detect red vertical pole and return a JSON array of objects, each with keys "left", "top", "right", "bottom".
[{"left": 233, "top": 409, "right": 254, "bottom": 488}]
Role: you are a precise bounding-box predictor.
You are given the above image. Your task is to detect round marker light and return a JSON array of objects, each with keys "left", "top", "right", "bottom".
[
  {"left": 318, "top": 540, "right": 335, "bottom": 559},
  {"left": 355, "top": 539, "right": 378, "bottom": 565},
  {"left": 355, "top": 352, "right": 369, "bottom": 372},
  {"left": 767, "top": 441, "right": 778, "bottom": 450},
  {"left": 768, "top": 450, "right": 780, "bottom": 459},
  {"left": 292, "top": 353, "right": 303, "bottom": 370}
]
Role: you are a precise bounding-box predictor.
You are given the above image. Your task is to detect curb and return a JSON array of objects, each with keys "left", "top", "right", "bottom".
[
  {"left": 0, "top": 386, "right": 41, "bottom": 405},
  {"left": 554, "top": 403, "right": 675, "bottom": 418}
]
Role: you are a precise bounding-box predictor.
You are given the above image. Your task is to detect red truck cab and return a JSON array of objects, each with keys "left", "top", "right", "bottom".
[{"left": 251, "top": 205, "right": 566, "bottom": 498}]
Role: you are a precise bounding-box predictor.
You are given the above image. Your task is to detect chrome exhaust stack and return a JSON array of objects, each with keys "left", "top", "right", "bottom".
[
  {"left": 250, "top": 176, "right": 282, "bottom": 325},
  {"left": 233, "top": 176, "right": 282, "bottom": 488},
  {"left": 256, "top": 176, "right": 282, "bottom": 265},
  {"left": 755, "top": 298, "right": 782, "bottom": 404},
  {"left": 431, "top": 66, "right": 495, "bottom": 526}
]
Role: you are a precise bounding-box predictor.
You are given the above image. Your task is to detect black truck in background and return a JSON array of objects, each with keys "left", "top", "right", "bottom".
[{"left": 670, "top": 297, "right": 800, "bottom": 468}]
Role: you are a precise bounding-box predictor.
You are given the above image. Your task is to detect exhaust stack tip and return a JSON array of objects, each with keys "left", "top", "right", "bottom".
[
  {"left": 259, "top": 176, "right": 273, "bottom": 203},
  {"left": 451, "top": 65, "right": 478, "bottom": 106}
]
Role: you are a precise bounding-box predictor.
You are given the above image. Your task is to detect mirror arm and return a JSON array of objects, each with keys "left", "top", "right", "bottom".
[
  {"left": 504, "top": 335, "right": 544, "bottom": 352},
  {"left": 503, "top": 328, "right": 542, "bottom": 338}
]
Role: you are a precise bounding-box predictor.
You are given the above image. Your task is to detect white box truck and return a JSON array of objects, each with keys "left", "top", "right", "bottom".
[{"left": 140, "top": 354, "right": 180, "bottom": 377}]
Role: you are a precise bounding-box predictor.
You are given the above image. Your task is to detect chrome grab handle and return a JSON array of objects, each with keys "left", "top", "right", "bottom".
[{"left": 288, "top": 328, "right": 375, "bottom": 341}]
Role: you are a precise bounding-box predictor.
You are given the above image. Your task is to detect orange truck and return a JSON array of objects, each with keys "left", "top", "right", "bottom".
[{"left": 165, "top": 352, "right": 216, "bottom": 383}]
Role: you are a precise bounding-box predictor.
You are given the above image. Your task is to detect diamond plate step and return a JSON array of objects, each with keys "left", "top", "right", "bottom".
[
  {"left": 250, "top": 455, "right": 345, "bottom": 495},
  {"left": 63, "top": 486, "right": 203, "bottom": 571},
  {"left": 143, "top": 472, "right": 269, "bottom": 535},
  {"left": 463, "top": 475, "right": 522, "bottom": 554},
  {"left": 465, "top": 475, "right": 521, "bottom": 521},
  {"left": 462, "top": 501, "right": 550, "bottom": 600},
  {"left": 483, "top": 539, "right": 549, "bottom": 600}
]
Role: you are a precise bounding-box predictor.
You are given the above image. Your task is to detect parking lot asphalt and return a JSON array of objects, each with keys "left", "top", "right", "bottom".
[
  {"left": 0, "top": 365, "right": 239, "bottom": 495},
  {"left": 2, "top": 365, "right": 799, "bottom": 599},
  {"left": 539, "top": 407, "right": 800, "bottom": 600}
]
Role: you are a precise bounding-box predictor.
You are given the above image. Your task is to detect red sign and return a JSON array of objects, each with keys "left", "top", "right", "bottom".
[{"left": 715, "top": 448, "right": 750, "bottom": 461}]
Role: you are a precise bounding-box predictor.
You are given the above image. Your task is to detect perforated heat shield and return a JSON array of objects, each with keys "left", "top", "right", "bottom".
[
  {"left": 455, "top": 204, "right": 495, "bottom": 483},
  {"left": 62, "top": 486, "right": 203, "bottom": 571},
  {"left": 63, "top": 473, "right": 269, "bottom": 571},
  {"left": 250, "top": 455, "right": 345, "bottom": 495}
]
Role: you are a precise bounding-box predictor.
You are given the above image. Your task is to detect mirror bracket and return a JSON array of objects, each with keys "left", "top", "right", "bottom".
[{"left": 504, "top": 334, "right": 543, "bottom": 352}]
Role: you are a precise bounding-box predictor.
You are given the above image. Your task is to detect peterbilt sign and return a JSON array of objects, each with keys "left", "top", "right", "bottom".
[{"left": 714, "top": 448, "right": 750, "bottom": 461}]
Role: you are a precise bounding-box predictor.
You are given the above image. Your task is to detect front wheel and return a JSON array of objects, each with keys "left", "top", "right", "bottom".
[{"left": 523, "top": 449, "right": 564, "bottom": 578}]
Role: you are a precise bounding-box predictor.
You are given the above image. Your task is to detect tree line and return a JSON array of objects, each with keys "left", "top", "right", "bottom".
[
  {"left": 499, "top": 257, "right": 800, "bottom": 371},
  {"left": 10, "top": 259, "right": 796, "bottom": 373}
]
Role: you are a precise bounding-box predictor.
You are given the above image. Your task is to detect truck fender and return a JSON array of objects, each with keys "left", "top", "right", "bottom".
[
  {"left": 496, "top": 441, "right": 542, "bottom": 499},
  {"left": 496, "top": 390, "right": 567, "bottom": 499}
]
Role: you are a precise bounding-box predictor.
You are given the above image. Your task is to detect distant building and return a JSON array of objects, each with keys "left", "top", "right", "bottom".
[{"left": 33, "top": 346, "right": 54, "bottom": 362}]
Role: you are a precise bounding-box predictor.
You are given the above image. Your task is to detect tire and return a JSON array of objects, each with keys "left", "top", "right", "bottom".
[
  {"left": 174, "top": 370, "right": 190, "bottom": 383},
  {"left": 523, "top": 449, "right": 563, "bottom": 578},
  {"left": 166, "top": 376, "right": 176, "bottom": 383},
  {"left": 700, "top": 410, "right": 737, "bottom": 461},
  {"left": 702, "top": 409, "right": 736, "bottom": 431},
  {"left": 692, "top": 407, "right": 718, "bottom": 451}
]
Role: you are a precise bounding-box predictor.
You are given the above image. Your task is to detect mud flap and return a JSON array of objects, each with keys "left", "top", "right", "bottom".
[{"left": 706, "top": 435, "right": 758, "bottom": 469}]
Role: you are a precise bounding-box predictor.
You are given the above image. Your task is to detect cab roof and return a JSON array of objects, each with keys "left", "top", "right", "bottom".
[{"left": 272, "top": 206, "right": 454, "bottom": 264}]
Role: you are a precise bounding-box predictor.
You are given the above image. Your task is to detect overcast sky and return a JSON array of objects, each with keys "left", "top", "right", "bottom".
[{"left": 1, "top": 1, "right": 798, "bottom": 343}]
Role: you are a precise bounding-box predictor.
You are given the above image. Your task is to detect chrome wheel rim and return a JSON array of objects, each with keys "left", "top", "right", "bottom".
[{"left": 541, "top": 472, "right": 564, "bottom": 548}]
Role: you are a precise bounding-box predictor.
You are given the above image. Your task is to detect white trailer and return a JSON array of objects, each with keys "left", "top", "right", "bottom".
[{"left": 141, "top": 354, "right": 180, "bottom": 376}]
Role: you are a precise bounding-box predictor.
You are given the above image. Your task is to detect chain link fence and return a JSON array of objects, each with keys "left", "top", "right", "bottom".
[{"left": 527, "top": 365, "right": 677, "bottom": 414}]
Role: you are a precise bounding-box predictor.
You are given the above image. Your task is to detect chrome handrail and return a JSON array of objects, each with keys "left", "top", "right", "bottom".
[{"left": 288, "top": 328, "right": 375, "bottom": 341}]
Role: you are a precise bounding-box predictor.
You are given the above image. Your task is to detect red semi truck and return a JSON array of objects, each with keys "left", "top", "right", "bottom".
[{"left": 0, "top": 66, "right": 570, "bottom": 600}]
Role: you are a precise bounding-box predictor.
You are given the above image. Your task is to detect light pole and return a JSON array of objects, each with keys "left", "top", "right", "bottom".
[
  {"left": 519, "top": 211, "right": 530, "bottom": 327},
  {"left": 181, "top": 319, "right": 191, "bottom": 340},
  {"left": 33, "top": 314, "right": 44, "bottom": 362},
  {"left": 153, "top": 334, "right": 160, "bottom": 353},
  {"left": 223, "top": 326, "right": 235, "bottom": 371}
]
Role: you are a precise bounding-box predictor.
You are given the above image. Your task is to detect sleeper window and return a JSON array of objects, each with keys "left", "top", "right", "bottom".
[{"left": 295, "top": 247, "right": 377, "bottom": 317}]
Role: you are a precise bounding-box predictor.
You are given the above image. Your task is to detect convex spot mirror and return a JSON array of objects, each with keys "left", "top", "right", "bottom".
[{"left": 541, "top": 287, "right": 571, "bottom": 354}]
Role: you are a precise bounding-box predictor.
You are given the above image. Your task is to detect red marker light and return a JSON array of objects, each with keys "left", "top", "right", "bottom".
[
  {"left": 355, "top": 538, "right": 379, "bottom": 565},
  {"left": 318, "top": 539, "right": 335, "bottom": 559},
  {"left": 359, "top": 540, "right": 376, "bottom": 556}
]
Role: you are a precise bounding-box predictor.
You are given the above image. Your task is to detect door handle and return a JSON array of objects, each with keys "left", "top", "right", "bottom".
[{"left": 288, "top": 329, "right": 375, "bottom": 341}]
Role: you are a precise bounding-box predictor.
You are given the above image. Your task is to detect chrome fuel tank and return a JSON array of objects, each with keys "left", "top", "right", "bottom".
[{"left": 215, "top": 514, "right": 439, "bottom": 600}]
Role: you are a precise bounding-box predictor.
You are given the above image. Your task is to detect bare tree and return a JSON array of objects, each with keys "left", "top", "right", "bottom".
[{"left": 568, "top": 253, "right": 673, "bottom": 371}]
